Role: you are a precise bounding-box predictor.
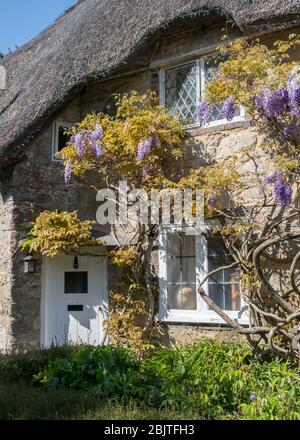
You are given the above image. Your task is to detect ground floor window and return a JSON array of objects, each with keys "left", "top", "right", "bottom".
[
  {"left": 159, "top": 226, "right": 248, "bottom": 324},
  {"left": 207, "top": 237, "right": 241, "bottom": 312}
]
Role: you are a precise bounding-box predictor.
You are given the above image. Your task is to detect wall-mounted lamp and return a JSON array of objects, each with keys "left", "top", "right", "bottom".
[
  {"left": 73, "top": 257, "right": 79, "bottom": 270},
  {"left": 23, "top": 255, "right": 37, "bottom": 273}
]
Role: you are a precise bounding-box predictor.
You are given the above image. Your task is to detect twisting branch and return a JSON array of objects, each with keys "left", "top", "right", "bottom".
[
  {"left": 197, "top": 263, "right": 270, "bottom": 334},
  {"left": 253, "top": 234, "right": 300, "bottom": 314},
  {"left": 290, "top": 251, "right": 300, "bottom": 296}
]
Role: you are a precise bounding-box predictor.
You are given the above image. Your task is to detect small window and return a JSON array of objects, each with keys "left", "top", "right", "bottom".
[
  {"left": 160, "top": 55, "right": 244, "bottom": 127},
  {"left": 52, "top": 122, "right": 73, "bottom": 160},
  {"left": 64, "top": 272, "right": 88, "bottom": 294}
]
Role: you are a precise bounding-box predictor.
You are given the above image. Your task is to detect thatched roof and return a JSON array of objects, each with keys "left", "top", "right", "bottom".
[{"left": 1, "top": 0, "right": 300, "bottom": 167}]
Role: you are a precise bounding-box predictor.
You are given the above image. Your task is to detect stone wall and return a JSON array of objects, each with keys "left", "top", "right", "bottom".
[
  {"left": 162, "top": 324, "right": 243, "bottom": 346},
  {"left": 2, "top": 23, "right": 300, "bottom": 351},
  {"left": 0, "top": 167, "right": 16, "bottom": 352},
  {"left": 6, "top": 66, "right": 154, "bottom": 350}
]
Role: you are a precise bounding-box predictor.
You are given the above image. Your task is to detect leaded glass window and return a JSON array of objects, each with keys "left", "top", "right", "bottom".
[
  {"left": 162, "top": 55, "right": 243, "bottom": 126},
  {"left": 165, "top": 62, "right": 198, "bottom": 126},
  {"left": 203, "top": 55, "right": 241, "bottom": 124}
]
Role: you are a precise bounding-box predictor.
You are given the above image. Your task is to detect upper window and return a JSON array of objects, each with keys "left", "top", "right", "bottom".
[
  {"left": 159, "top": 227, "right": 248, "bottom": 324},
  {"left": 52, "top": 121, "right": 73, "bottom": 160},
  {"left": 160, "top": 55, "right": 244, "bottom": 127},
  {"left": 164, "top": 63, "right": 198, "bottom": 125}
]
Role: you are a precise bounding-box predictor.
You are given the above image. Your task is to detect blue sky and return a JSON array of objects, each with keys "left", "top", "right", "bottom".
[{"left": 0, "top": 0, "right": 76, "bottom": 54}]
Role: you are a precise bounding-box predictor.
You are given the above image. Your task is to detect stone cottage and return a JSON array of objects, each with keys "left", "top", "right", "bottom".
[{"left": 0, "top": 0, "right": 300, "bottom": 352}]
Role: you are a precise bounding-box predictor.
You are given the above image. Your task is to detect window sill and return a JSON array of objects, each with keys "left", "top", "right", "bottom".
[
  {"left": 52, "top": 156, "right": 64, "bottom": 163},
  {"left": 158, "top": 311, "right": 249, "bottom": 326},
  {"left": 187, "top": 119, "right": 250, "bottom": 136}
]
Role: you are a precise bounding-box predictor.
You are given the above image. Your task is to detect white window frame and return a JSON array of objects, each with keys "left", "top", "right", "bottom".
[
  {"left": 52, "top": 121, "right": 74, "bottom": 161},
  {"left": 158, "top": 224, "right": 249, "bottom": 325},
  {"left": 159, "top": 57, "right": 245, "bottom": 129}
]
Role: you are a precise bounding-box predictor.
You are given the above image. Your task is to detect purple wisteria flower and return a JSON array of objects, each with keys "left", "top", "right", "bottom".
[
  {"left": 137, "top": 137, "right": 153, "bottom": 161},
  {"left": 207, "top": 193, "right": 217, "bottom": 208},
  {"left": 264, "top": 171, "right": 281, "bottom": 185},
  {"left": 222, "top": 96, "right": 236, "bottom": 121},
  {"left": 264, "top": 171, "right": 292, "bottom": 207},
  {"left": 274, "top": 87, "right": 289, "bottom": 116},
  {"left": 64, "top": 162, "right": 72, "bottom": 183},
  {"left": 73, "top": 123, "right": 104, "bottom": 159},
  {"left": 254, "top": 89, "right": 266, "bottom": 111},
  {"left": 287, "top": 75, "right": 300, "bottom": 117},
  {"left": 89, "top": 123, "right": 104, "bottom": 141},
  {"left": 74, "top": 133, "right": 85, "bottom": 158},
  {"left": 92, "top": 140, "right": 103, "bottom": 158},
  {"left": 283, "top": 123, "right": 297, "bottom": 138},
  {"left": 197, "top": 101, "right": 212, "bottom": 125},
  {"left": 142, "top": 166, "right": 150, "bottom": 177},
  {"left": 87, "top": 123, "right": 104, "bottom": 158},
  {"left": 274, "top": 177, "right": 292, "bottom": 208},
  {"left": 95, "top": 123, "right": 104, "bottom": 138},
  {"left": 255, "top": 87, "right": 289, "bottom": 117}
]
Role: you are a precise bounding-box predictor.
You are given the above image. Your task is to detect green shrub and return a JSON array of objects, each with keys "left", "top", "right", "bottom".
[
  {"left": 141, "top": 341, "right": 254, "bottom": 416},
  {"left": 34, "top": 345, "right": 152, "bottom": 403},
  {"left": 0, "top": 345, "right": 77, "bottom": 383},
  {"left": 7, "top": 340, "right": 300, "bottom": 419},
  {"left": 142, "top": 342, "right": 300, "bottom": 419},
  {"left": 238, "top": 360, "right": 300, "bottom": 420}
]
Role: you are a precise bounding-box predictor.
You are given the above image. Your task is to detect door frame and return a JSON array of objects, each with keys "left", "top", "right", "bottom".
[{"left": 40, "top": 252, "right": 108, "bottom": 348}]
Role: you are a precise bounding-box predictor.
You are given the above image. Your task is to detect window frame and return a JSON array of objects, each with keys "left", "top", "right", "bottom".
[
  {"left": 158, "top": 225, "right": 249, "bottom": 325},
  {"left": 159, "top": 56, "right": 245, "bottom": 129},
  {"left": 52, "top": 121, "right": 74, "bottom": 161}
]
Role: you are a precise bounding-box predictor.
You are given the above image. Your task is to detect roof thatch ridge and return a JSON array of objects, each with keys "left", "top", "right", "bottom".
[{"left": 1, "top": 0, "right": 300, "bottom": 166}]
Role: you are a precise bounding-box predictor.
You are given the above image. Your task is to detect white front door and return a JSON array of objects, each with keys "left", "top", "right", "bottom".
[{"left": 42, "top": 254, "right": 108, "bottom": 347}]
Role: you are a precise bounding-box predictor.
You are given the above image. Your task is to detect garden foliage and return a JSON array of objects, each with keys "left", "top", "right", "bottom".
[{"left": 30, "top": 342, "right": 300, "bottom": 420}]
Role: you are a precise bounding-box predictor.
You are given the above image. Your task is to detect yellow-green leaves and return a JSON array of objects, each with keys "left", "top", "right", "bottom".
[
  {"left": 205, "top": 36, "right": 300, "bottom": 107},
  {"left": 22, "top": 211, "right": 101, "bottom": 257},
  {"left": 60, "top": 91, "right": 187, "bottom": 188}
]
